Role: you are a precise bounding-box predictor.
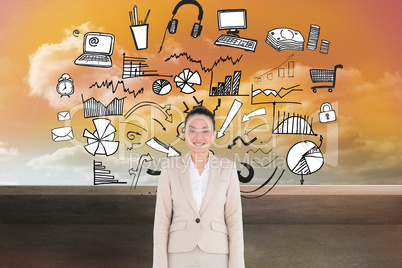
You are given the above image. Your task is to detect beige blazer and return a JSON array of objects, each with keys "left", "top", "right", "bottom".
[{"left": 153, "top": 152, "right": 245, "bottom": 268}]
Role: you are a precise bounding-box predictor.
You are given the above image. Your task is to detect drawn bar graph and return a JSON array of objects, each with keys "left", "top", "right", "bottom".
[
  {"left": 272, "top": 111, "right": 316, "bottom": 136},
  {"left": 209, "top": 70, "right": 247, "bottom": 96},
  {"left": 255, "top": 54, "right": 295, "bottom": 82},
  {"left": 122, "top": 53, "right": 171, "bottom": 79},
  {"left": 122, "top": 54, "right": 146, "bottom": 79},
  {"left": 82, "top": 95, "right": 125, "bottom": 118},
  {"left": 93, "top": 160, "right": 127, "bottom": 185}
]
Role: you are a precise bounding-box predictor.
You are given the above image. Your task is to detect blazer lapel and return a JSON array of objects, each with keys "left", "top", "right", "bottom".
[
  {"left": 199, "top": 154, "right": 220, "bottom": 215},
  {"left": 179, "top": 152, "right": 199, "bottom": 215}
]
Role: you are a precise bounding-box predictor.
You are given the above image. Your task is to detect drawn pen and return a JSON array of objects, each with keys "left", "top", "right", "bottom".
[
  {"left": 143, "top": 9, "right": 150, "bottom": 24},
  {"left": 134, "top": 5, "right": 138, "bottom": 25},
  {"left": 129, "top": 11, "right": 134, "bottom": 26}
]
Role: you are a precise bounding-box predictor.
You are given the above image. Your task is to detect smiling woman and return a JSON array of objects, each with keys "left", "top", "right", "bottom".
[
  {"left": 184, "top": 106, "right": 215, "bottom": 173},
  {"left": 153, "top": 105, "right": 245, "bottom": 268}
]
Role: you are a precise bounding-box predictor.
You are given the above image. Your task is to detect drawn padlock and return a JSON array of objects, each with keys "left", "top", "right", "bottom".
[{"left": 319, "top": 102, "right": 336, "bottom": 123}]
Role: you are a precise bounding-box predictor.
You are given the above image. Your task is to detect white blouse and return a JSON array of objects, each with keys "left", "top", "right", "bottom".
[{"left": 189, "top": 156, "right": 210, "bottom": 212}]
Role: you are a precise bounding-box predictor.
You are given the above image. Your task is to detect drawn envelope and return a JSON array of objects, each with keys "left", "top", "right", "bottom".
[
  {"left": 57, "top": 111, "right": 71, "bottom": 121},
  {"left": 52, "top": 127, "right": 74, "bottom": 142}
]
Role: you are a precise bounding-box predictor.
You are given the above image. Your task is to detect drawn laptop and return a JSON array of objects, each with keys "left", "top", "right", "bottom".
[{"left": 74, "top": 32, "right": 115, "bottom": 68}]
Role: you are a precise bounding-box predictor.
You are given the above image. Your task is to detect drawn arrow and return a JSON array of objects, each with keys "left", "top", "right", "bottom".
[
  {"left": 183, "top": 96, "right": 204, "bottom": 114},
  {"left": 124, "top": 101, "right": 172, "bottom": 122},
  {"left": 217, "top": 99, "right": 243, "bottom": 139},
  {"left": 318, "top": 135, "right": 324, "bottom": 149},
  {"left": 176, "top": 121, "right": 185, "bottom": 141},
  {"left": 228, "top": 136, "right": 257, "bottom": 149},
  {"left": 127, "top": 131, "right": 141, "bottom": 140},
  {"left": 213, "top": 98, "right": 221, "bottom": 115},
  {"left": 244, "top": 123, "right": 270, "bottom": 136},
  {"left": 127, "top": 143, "right": 141, "bottom": 151},
  {"left": 119, "top": 122, "right": 147, "bottom": 132},
  {"left": 145, "top": 137, "right": 181, "bottom": 157},
  {"left": 128, "top": 153, "right": 153, "bottom": 188},
  {"left": 153, "top": 118, "right": 166, "bottom": 131},
  {"left": 237, "top": 162, "right": 254, "bottom": 183},
  {"left": 247, "top": 148, "right": 272, "bottom": 154},
  {"left": 254, "top": 54, "right": 294, "bottom": 81},
  {"left": 242, "top": 108, "right": 266, "bottom": 122}
]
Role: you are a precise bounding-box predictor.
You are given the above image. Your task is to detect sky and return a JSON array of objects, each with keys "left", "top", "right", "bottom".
[{"left": 0, "top": 0, "right": 401, "bottom": 186}]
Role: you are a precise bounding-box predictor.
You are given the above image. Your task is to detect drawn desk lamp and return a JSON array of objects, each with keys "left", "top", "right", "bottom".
[{"left": 56, "top": 73, "right": 74, "bottom": 98}]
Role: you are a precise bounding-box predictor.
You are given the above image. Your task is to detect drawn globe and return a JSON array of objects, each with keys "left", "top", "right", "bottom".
[{"left": 286, "top": 141, "right": 324, "bottom": 175}]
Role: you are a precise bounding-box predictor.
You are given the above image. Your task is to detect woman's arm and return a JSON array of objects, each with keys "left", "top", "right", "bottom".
[
  {"left": 225, "top": 163, "right": 245, "bottom": 268},
  {"left": 153, "top": 167, "right": 172, "bottom": 268}
]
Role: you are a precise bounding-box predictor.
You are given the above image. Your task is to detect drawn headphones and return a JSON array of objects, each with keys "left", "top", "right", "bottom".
[
  {"left": 159, "top": 0, "right": 203, "bottom": 53},
  {"left": 168, "top": 0, "right": 203, "bottom": 37}
]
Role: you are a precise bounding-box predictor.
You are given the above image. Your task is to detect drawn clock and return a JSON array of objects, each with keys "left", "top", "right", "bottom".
[{"left": 56, "top": 73, "right": 74, "bottom": 98}]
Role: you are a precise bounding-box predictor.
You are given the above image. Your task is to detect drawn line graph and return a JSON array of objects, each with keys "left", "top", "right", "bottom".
[
  {"left": 254, "top": 54, "right": 294, "bottom": 82},
  {"left": 89, "top": 80, "right": 144, "bottom": 98},
  {"left": 251, "top": 84, "right": 302, "bottom": 105},
  {"left": 165, "top": 53, "right": 243, "bottom": 73},
  {"left": 228, "top": 136, "right": 257, "bottom": 149},
  {"left": 247, "top": 148, "right": 272, "bottom": 154}
]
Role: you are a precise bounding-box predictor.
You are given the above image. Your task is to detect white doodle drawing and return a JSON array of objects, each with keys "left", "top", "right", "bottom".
[
  {"left": 217, "top": 99, "right": 243, "bottom": 139},
  {"left": 310, "top": 64, "right": 343, "bottom": 93},
  {"left": 254, "top": 54, "right": 295, "bottom": 82},
  {"left": 129, "top": 5, "right": 150, "bottom": 50},
  {"left": 82, "top": 95, "right": 125, "bottom": 118},
  {"left": 214, "top": 9, "right": 257, "bottom": 52},
  {"left": 273, "top": 113, "right": 315, "bottom": 136},
  {"left": 242, "top": 108, "right": 266, "bottom": 122},
  {"left": 56, "top": 73, "right": 74, "bottom": 98},
  {"left": 57, "top": 111, "right": 71, "bottom": 121},
  {"left": 306, "top": 24, "right": 320, "bottom": 51},
  {"left": 145, "top": 137, "right": 181, "bottom": 157},
  {"left": 265, "top": 28, "right": 304, "bottom": 51},
  {"left": 319, "top": 40, "right": 330, "bottom": 54},
  {"left": 83, "top": 118, "right": 119, "bottom": 156},
  {"left": 74, "top": 32, "right": 115, "bottom": 68},
  {"left": 287, "top": 139, "right": 324, "bottom": 185},
  {"left": 159, "top": 0, "right": 204, "bottom": 53},
  {"left": 174, "top": 69, "right": 201, "bottom": 94},
  {"left": 51, "top": 127, "right": 74, "bottom": 142},
  {"left": 94, "top": 160, "right": 126, "bottom": 185},
  {"left": 319, "top": 102, "right": 337, "bottom": 123},
  {"left": 152, "top": 79, "right": 172, "bottom": 95},
  {"left": 210, "top": 71, "right": 247, "bottom": 96}
]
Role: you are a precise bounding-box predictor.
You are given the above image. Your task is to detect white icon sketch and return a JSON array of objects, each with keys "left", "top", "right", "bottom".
[
  {"left": 83, "top": 118, "right": 119, "bottom": 156},
  {"left": 51, "top": 127, "right": 74, "bottom": 142},
  {"left": 174, "top": 69, "right": 201, "bottom": 94},
  {"left": 57, "top": 111, "right": 71, "bottom": 121}
]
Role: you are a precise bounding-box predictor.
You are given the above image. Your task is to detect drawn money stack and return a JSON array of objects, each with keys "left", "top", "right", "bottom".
[
  {"left": 266, "top": 28, "right": 304, "bottom": 51},
  {"left": 306, "top": 24, "right": 320, "bottom": 50}
]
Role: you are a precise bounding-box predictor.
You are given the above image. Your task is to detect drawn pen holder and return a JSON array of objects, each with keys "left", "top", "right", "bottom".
[{"left": 130, "top": 24, "right": 149, "bottom": 50}]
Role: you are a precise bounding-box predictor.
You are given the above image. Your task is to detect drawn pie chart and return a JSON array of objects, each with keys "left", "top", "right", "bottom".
[
  {"left": 286, "top": 141, "right": 324, "bottom": 175},
  {"left": 174, "top": 69, "right": 201, "bottom": 94},
  {"left": 152, "top": 79, "right": 172, "bottom": 95}
]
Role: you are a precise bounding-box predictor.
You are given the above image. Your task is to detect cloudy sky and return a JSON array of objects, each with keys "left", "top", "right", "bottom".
[{"left": 0, "top": 0, "right": 401, "bottom": 186}]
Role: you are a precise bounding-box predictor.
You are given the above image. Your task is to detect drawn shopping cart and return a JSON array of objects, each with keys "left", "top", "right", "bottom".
[{"left": 309, "top": 64, "right": 343, "bottom": 93}]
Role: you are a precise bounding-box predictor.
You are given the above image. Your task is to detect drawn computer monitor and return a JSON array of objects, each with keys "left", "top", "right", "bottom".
[{"left": 217, "top": 9, "right": 247, "bottom": 35}]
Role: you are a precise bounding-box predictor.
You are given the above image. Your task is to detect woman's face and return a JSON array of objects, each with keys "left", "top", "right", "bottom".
[{"left": 184, "top": 114, "right": 215, "bottom": 155}]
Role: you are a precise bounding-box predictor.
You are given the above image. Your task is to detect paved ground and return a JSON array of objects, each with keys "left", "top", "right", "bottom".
[{"left": 0, "top": 187, "right": 401, "bottom": 268}]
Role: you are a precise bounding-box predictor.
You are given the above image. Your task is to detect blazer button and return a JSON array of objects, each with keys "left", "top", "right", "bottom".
[{"left": 195, "top": 218, "right": 200, "bottom": 223}]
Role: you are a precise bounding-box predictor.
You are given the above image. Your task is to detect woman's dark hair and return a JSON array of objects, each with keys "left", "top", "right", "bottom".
[{"left": 184, "top": 105, "right": 215, "bottom": 130}]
